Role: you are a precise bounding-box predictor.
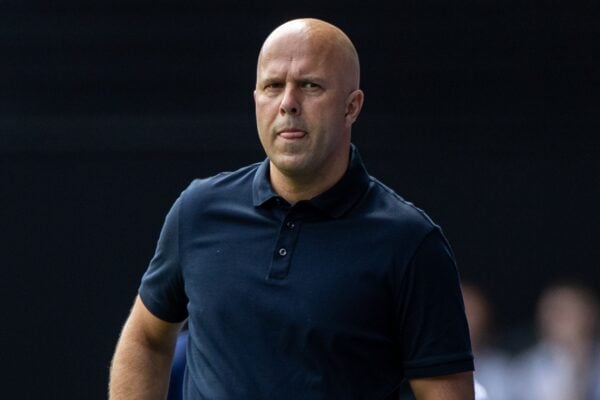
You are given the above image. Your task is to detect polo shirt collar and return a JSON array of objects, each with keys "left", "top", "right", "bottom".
[{"left": 252, "top": 144, "right": 370, "bottom": 218}]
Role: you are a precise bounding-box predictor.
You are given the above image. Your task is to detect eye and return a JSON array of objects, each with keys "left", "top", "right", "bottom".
[
  {"left": 264, "top": 82, "right": 283, "bottom": 91},
  {"left": 301, "top": 82, "right": 321, "bottom": 89}
]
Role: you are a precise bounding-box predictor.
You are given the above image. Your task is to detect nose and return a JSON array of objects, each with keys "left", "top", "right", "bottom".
[{"left": 279, "top": 86, "right": 301, "bottom": 116}]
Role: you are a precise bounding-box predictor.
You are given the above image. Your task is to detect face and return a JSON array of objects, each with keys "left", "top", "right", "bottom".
[{"left": 254, "top": 25, "right": 363, "bottom": 184}]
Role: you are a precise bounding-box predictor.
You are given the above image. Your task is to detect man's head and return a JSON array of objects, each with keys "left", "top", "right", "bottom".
[{"left": 254, "top": 18, "right": 364, "bottom": 195}]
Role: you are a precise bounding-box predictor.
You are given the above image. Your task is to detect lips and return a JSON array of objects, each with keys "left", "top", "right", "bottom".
[{"left": 278, "top": 129, "right": 306, "bottom": 139}]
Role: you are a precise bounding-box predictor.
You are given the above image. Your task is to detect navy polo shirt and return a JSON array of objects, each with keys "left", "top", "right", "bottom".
[{"left": 139, "top": 145, "right": 473, "bottom": 399}]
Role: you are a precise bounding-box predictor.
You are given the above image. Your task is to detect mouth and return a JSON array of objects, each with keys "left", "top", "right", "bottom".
[{"left": 277, "top": 129, "right": 307, "bottom": 140}]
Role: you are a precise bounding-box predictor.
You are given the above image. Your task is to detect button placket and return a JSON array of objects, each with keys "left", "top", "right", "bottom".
[{"left": 267, "top": 215, "right": 302, "bottom": 280}]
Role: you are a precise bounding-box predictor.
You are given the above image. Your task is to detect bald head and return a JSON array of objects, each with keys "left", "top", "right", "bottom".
[{"left": 257, "top": 18, "right": 361, "bottom": 91}]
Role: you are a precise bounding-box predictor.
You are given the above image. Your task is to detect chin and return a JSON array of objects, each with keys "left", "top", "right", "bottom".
[{"left": 271, "top": 155, "right": 311, "bottom": 176}]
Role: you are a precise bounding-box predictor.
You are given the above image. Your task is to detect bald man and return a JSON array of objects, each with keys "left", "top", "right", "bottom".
[{"left": 109, "top": 19, "right": 474, "bottom": 400}]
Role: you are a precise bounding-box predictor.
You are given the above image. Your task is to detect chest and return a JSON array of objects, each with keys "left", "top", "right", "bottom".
[{"left": 179, "top": 211, "right": 402, "bottom": 337}]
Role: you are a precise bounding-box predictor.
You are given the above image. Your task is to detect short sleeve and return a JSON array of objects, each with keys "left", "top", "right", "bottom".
[
  {"left": 394, "top": 227, "right": 474, "bottom": 379},
  {"left": 138, "top": 196, "right": 189, "bottom": 323}
]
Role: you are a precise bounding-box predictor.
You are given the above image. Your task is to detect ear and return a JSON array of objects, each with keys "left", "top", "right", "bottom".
[{"left": 344, "top": 89, "right": 364, "bottom": 125}]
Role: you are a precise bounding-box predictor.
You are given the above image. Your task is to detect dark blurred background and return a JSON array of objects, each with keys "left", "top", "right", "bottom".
[{"left": 2, "top": 1, "right": 598, "bottom": 398}]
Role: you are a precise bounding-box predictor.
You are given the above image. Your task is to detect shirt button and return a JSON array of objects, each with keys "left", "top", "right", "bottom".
[
  {"left": 278, "top": 248, "right": 288, "bottom": 257},
  {"left": 286, "top": 221, "right": 296, "bottom": 229}
]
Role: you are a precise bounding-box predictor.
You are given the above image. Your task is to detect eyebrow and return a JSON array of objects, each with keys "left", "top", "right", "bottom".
[
  {"left": 259, "top": 75, "right": 326, "bottom": 86},
  {"left": 260, "top": 77, "right": 282, "bottom": 86}
]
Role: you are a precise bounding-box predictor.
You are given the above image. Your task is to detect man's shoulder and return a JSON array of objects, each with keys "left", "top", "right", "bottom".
[
  {"left": 185, "top": 162, "right": 261, "bottom": 194},
  {"left": 179, "top": 162, "right": 262, "bottom": 207},
  {"left": 365, "top": 176, "right": 439, "bottom": 234}
]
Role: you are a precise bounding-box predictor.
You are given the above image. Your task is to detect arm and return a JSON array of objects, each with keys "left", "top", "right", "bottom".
[
  {"left": 109, "top": 295, "right": 185, "bottom": 400},
  {"left": 409, "top": 371, "right": 474, "bottom": 400}
]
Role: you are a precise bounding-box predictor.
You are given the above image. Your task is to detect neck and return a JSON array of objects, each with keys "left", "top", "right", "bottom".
[{"left": 269, "top": 152, "right": 349, "bottom": 205}]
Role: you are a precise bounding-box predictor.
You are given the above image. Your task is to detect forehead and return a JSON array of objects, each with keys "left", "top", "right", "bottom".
[{"left": 257, "top": 33, "right": 339, "bottom": 77}]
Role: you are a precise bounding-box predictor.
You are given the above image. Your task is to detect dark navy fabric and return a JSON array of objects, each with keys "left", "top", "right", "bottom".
[
  {"left": 139, "top": 145, "right": 473, "bottom": 399},
  {"left": 167, "top": 329, "right": 188, "bottom": 400}
]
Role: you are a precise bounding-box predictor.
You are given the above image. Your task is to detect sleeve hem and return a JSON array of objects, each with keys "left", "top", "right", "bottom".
[
  {"left": 138, "top": 289, "right": 188, "bottom": 323},
  {"left": 404, "top": 356, "right": 474, "bottom": 379}
]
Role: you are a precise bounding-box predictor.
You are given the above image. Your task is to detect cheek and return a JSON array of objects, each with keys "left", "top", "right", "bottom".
[
  {"left": 314, "top": 105, "right": 346, "bottom": 133},
  {"left": 255, "top": 107, "right": 270, "bottom": 131},
  {"left": 256, "top": 101, "right": 278, "bottom": 123},
  {"left": 313, "top": 98, "right": 345, "bottom": 120}
]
